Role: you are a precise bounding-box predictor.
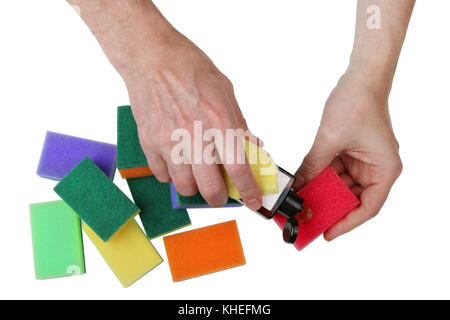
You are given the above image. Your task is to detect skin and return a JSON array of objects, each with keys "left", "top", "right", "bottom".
[
  {"left": 67, "top": 0, "right": 263, "bottom": 210},
  {"left": 66, "top": 0, "right": 414, "bottom": 239},
  {"left": 294, "top": 0, "right": 415, "bottom": 240}
]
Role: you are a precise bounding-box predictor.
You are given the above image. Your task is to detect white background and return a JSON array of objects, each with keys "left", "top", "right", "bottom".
[{"left": 1, "top": 1, "right": 449, "bottom": 299}]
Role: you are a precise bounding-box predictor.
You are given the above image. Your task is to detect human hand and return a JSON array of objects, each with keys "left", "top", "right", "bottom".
[
  {"left": 110, "top": 11, "right": 262, "bottom": 210},
  {"left": 294, "top": 70, "right": 402, "bottom": 241}
]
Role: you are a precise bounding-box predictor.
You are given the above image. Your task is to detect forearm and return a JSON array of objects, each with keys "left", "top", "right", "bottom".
[
  {"left": 348, "top": 0, "right": 415, "bottom": 98},
  {"left": 66, "top": 0, "right": 177, "bottom": 77}
]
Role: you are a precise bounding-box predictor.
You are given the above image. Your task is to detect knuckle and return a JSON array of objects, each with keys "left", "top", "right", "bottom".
[
  {"left": 317, "top": 128, "right": 339, "bottom": 146},
  {"left": 366, "top": 210, "right": 379, "bottom": 220},
  {"left": 225, "top": 164, "right": 248, "bottom": 178},
  {"left": 154, "top": 172, "right": 171, "bottom": 183},
  {"left": 174, "top": 179, "right": 197, "bottom": 196},
  {"left": 301, "top": 154, "right": 318, "bottom": 176},
  {"left": 388, "top": 155, "right": 403, "bottom": 180},
  {"left": 201, "top": 182, "right": 224, "bottom": 200},
  {"left": 138, "top": 128, "right": 154, "bottom": 150}
]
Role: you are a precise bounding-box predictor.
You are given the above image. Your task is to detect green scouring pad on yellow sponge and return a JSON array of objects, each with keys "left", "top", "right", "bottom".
[
  {"left": 29, "top": 201, "right": 86, "bottom": 280},
  {"left": 127, "top": 176, "right": 191, "bottom": 239},
  {"left": 54, "top": 157, "right": 139, "bottom": 242}
]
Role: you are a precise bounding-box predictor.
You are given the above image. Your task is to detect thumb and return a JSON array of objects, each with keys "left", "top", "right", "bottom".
[{"left": 293, "top": 133, "right": 340, "bottom": 190}]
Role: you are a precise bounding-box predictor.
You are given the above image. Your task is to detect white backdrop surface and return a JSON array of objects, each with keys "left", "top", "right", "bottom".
[{"left": 0, "top": 1, "right": 449, "bottom": 299}]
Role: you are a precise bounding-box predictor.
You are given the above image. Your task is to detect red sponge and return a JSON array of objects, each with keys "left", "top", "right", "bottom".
[{"left": 274, "top": 167, "right": 359, "bottom": 251}]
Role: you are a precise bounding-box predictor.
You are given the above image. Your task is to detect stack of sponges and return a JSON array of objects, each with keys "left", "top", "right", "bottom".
[
  {"left": 32, "top": 131, "right": 164, "bottom": 287},
  {"left": 52, "top": 156, "right": 163, "bottom": 287},
  {"left": 30, "top": 103, "right": 359, "bottom": 287}
]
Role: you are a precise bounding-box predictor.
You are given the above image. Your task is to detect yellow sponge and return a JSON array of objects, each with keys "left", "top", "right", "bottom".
[
  {"left": 223, "top": 138, "right": 278, "bottom": 199},
  {"left": 83, "top": 220, "right": 163, "bottom": 288}
]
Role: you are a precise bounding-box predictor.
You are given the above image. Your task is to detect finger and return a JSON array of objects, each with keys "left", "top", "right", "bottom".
[
  {"left": 339, "top": 172, "right": 356, "bottom": 188},
  {"left": 166, "top": 161, "right": 198, "bottom": 196},
  {"left": 323, "top": 183, "right": 391, "bottom": 241},
  {"left": 228, "top": 87, "right": 264, "bottom": 148},
  {"left": 192, "top": 163, "right": 228, "bottom": 207},
  {"left": 221, "top": 149, "right": 262, "bottom": 210},
  {"left": 213, "top": 117, "right": 262, "bottom": 211},
  {"left": 350, "top": 185, "right": 363, "bottom": 198},
  {"left": 293, "top": 134, "right": 341, "bottom": 190},
  {"left": 146, "top": 152, "right": 171, "bottom": 183},
  {"left": 330, "top": 156, "right": 345, "bottom": 175}
]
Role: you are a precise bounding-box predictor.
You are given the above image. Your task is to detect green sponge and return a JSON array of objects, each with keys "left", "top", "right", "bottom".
[
  {"left": 54, "top": 157, "right": 140, "bottom": 241},
  {"left": 127, "top": 176, "right": 191, "bottom": 239},
  {"left": 29, "top": 200, "right": 86, "bottom": 280},
  {"left": 117, "top": 105, "right": 151, "bottom": 178}
]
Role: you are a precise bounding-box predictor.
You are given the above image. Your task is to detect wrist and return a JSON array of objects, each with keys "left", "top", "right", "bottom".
[
  {"left": 345, "top": 57, "right": 394, "bottom": 102},
  {"left": 75, "top": 0, "right": 179, "bottom": 79},
  {"left": 346, "top": 39, "right": 401, "bottom": 100}
]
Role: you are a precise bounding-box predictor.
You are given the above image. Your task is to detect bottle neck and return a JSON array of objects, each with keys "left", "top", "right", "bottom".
[{"left": 278, "top": 190, "right": 304, "bottom": 219}]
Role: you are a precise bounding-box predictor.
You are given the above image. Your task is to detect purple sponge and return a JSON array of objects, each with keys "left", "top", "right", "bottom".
[{"left": 37, "top": 132, "right": 117, "bottom": 181}]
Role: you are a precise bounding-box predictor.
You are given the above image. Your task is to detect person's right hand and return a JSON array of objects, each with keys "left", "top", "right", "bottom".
[{"left": 101, "top": 4, "right": 262, "bottom": 210}]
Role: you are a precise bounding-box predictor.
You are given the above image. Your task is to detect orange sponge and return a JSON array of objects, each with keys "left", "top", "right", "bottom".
[
  {"left": 163, "top": 220, "right": 246, "bottom": 282},
  {"left": 119, "top": 166, "right": 152, "bottom": 179}
]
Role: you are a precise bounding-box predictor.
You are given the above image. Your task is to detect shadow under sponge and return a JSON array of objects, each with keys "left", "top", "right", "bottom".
[
  {"left": 37, "top": 131, "right": 116, "bottom": 181},
  {"left": 163, "top": 220, "right": 246, "bottom": 282},
  {"left": 127, "top": 176, "right": 191, "bottom": 239},
  {"left": 169, "top": 182, "right": 242, "bottom": 209},
  {"left": 29, "top": 200, "right": 86, "bottom": 279},
  {"left": 273, "top": 167, "right": 360, "bottom": 251},
  {"left": 83, "top": 220, "right": 163, "bottom": 287},
  {"left": 54, "top": 157, "right": 140, "bottom": 241},
  {"left": 117, "top": 105, "right": 152, "bottom": 179}
]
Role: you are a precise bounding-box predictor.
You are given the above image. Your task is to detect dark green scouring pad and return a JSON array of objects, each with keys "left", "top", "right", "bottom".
[
  {"left": 54, "top": 157, "right": 139, "bottom": 241},
  {"left": 127, "top": 176, "right": 191, "bottom": 239},
  {"left": 117, "top": 105, "right": 148, "bottom": 170}
]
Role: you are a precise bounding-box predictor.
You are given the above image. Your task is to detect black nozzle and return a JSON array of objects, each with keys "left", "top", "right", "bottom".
[
  {"left": 278, "top": 190, "right": 304, "bottom": 244},
  {"left": 283, "top": 218, "right": 299, "bottom": 243}
]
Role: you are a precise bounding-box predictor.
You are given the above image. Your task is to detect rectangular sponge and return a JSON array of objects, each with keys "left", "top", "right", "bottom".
[
  {"left": 29, "top": 201, "right": 85, "bottom": 279},
  {"left": 127, "top": 176, "right": 191, "bottom": 239},
  {"left": 223, "top": 138, "right": 278, "bottom": 199},
  {"left": 37, "top": 131, "right": 116, "bottom": 181},
  {"left": 163, "top": 220, "right": 246, "bottom": 282},
  {"left": 117, "top": 105, "right": 152, "bottom": 179},
  {"left": 169, "top": 182, "right": 242, "bottom": 209},
  {"left": 83, "top": 220, "right": 163, "bottom": 287},
  {"left": 274, "top": 167, "right": 360, "bottom": 251},
  {"left": 54, "top": 157, "right": 140, "bottom": 241}
]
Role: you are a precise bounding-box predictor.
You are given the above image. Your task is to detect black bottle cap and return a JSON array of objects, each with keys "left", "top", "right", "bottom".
[
  {"left": 283, "top": 218, "right": 299, "bottom": 243},
  {"left": 278, "top": 190, "right": 304, "bottom": 219}
]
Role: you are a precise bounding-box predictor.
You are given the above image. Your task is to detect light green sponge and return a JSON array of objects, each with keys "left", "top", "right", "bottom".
[{"left": 29, "top": 200, "right": 86, "bottom": 280}]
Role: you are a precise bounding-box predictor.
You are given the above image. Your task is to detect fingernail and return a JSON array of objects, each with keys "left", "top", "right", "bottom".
[
  {"left": 298, "top": 206, "right": 313, "bottom": 223},
  {"left": 324, "top": 233, "right": 336, "bottom": 242},
  {"left": 304, "top": 207, "right": 314, "bottom": 221},
  {"left": 247, "top": 198, "right": 262, "bottom": 211}
]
